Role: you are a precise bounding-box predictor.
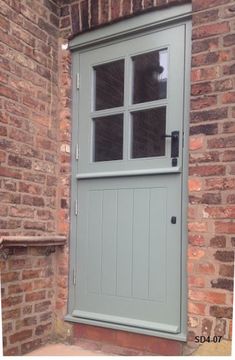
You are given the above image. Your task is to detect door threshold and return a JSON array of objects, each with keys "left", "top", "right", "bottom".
[{"left": 64, "top": 314, "right": 187, "bottom": 342}]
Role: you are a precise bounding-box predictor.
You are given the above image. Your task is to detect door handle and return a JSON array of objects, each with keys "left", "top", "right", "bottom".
[{"left": 162, "top": 131, "right": 179, "bottom": 158}]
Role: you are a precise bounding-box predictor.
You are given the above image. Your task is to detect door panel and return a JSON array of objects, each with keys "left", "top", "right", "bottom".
[
  {"left": 74, "top": 175, "right": 181, "bottom": 332},
  {"left": 73, "top": 23, "right": 186, "bottom": 334}
]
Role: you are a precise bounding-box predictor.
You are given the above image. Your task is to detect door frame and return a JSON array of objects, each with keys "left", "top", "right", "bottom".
[{"left": 65, "top": 3, "right": 192, "bottom": 342}]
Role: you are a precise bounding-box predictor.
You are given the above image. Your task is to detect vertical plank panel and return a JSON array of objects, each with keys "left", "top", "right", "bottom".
[
  {"left": 101, "top": 190, "right": 117, "bottom": 295},
  {"left": 116, "top": 189, "right": 133, "bottom": 297},
  {"left": 87, "top": 190, "right": 103, "bottom": 294},
  {"left": 149, "top": 188, "right": 167, "bottom": 301},
  {"left": 132, "top": 188, "right": 150, "bottom": 299}
]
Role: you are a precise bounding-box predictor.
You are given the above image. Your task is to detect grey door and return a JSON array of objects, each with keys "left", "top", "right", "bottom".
[{"left": 73, "top": 24, "right": 186, "bottom": 334}]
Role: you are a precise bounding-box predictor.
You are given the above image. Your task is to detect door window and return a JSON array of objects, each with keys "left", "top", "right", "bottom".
[{"left": 92, "top": 49, "right": 169, "bottom": 163}]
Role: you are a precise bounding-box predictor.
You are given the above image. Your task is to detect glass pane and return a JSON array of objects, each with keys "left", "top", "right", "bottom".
[
  {"left": 131, "top": 107, "right": 166, "bottom": 159},
  {"left": 94, "top": 60, "right": 124, "bottom": 110},
  {"left": 132, "top": 49, "right": 168, "bottom": 104},
  {"left": 93, "top": 114, "right": 123, "bottom": 162}
]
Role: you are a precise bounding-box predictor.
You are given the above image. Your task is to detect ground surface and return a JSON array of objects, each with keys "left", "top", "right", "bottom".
[{"left": 26, "top": 343, "right": 113, "bottom": 356}]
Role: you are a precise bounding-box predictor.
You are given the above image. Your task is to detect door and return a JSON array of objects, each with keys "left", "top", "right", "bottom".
[{"left": 73, "top": 24, "right": 186, "bottom": 334}]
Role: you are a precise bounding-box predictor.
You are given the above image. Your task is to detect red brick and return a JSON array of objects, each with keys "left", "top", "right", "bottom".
[
  {"left": 211, "top": 278, "right": 233, "bottom": 291},
  {"left": 188, "top": 246, "right": 205, "bottom": 260},
  {"left": 193, "top": 22, "right": 229, "bottom": 40},
  {"left": 223, "top": 33, "right": 235, "bottom": 46},
  {"left": 193, "top": 1, "right": 230, "bottom": 12},
  {"left": 210, "top": 236, "right": 226, "bottom": 248},
  {"left": 222, "top": 91, "right": 235, "bottom": 104},
  {"left": 197, "top": 262, "right": 215, "bottom": 274},
  {"left": 191, "top": 107, "right": 228, "bottom": 123},
  {"left": 21, "top": 339, "right": 42, "bottom": 355},
  {"left": 25, "top": 290, "right": 46, "bottom": 302},
  {"left": 219, "top": 264, "right": 234, "bottom": 277},
  {"left": 4, "top": 347, "right": 20, "bottom": 356},
  {"left": 122, "top": 0, "right": 131, "bottom": 16},
  {"left": 22, "top": 269, "right": 42, "bottom": 280},
  {"left": 10, "top": 330, "right": 33, "bottom": 344},
  {"left": 1, "top": 272, "right": 20, "bottom": 283},
  {"left": 9, "top": 206, "right": 33, "bottom": 218},
  {"left": 189, "top": 289, "right": 226, "bottom": 304},
  {"left": 189, "top": 165, "right": 225, "bottom": 177},
  {"left": 215, "top": 221, "right": 235, "bottom": 234},
  {"left": 188, "top": 302, "right": 206, "bottom": 315},
  {"left": 2, "top": 295, "right": 23, "bottom": 308},
  {"left": 34, "top": 300, "right": 51, "bottom": 313},
  {"left": 111, "top": 0, "right": 121, "bottom": 19},
  {"left": 8, "top": 283, "right": 33, "bottom": 294},
  {"left": 191, "top": 95, "right": 217, "bottom": 110},
  {"left": 189, "top": 234, "right": 205, "bottom": 246},
  {"left": 214, "top": 250, "right": 234, "bottom": 262},
  {"left": 2, "top": 308, "right": 21, "bottom": 320},
  {"left": 0, "top": 166, "right": 22, "bottom": 179},
  {"left": 188, "top": 275, "right": 205, "bottom": 287},
  {"left": 35, "top": 322, "right": 52, "bottom": 336},
  {"left": 209, "top": 306, "right": 232, "bottom": 319}
]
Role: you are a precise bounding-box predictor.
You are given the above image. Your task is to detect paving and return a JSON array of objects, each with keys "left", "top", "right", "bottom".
[{"left": 26, "top": 343, "right": 113, "bottom": 356}]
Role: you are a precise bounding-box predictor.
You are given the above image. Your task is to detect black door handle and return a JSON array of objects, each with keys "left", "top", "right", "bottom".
[{"left": 162, "top": 131, "right": 179, "bottom": 158}]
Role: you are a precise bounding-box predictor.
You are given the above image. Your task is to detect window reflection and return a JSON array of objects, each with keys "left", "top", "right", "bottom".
[{"left": 132, "top": 49, "right": 167, "bottom": 104}]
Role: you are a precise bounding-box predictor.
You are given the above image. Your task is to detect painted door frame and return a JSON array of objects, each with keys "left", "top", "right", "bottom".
[{"left": 65, "top": 3, "right": 192, "bottom": 342}]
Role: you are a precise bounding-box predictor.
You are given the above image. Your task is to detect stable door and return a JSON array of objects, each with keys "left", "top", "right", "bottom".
[{"left": 72, "top": 24, "right": 186, "bottom": 335}]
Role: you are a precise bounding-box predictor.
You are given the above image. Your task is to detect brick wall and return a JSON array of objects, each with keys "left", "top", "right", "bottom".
[
  {"left": 1, "top": 246, "right": 57, "bottom": 356},
  {"left": 0, "top": 0, "right": 61, "bottom": 237},
  {"left": 187, "top": 0, "right": 234, "bottom": 353},
  {"left": 0, "top": 0, "right": 70, "bottom": 355}
]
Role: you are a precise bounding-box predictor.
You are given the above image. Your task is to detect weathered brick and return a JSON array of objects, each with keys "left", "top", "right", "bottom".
[
  {"left": 25, "top": 290, "right": 46, "bottom": 302},
  {"left": 214, "top": 319, "right": 226, "bottom": 337},
  {"left": 21, "top": 339, "right": 42, "bottom": 355},
  {"left": 209, "top": 306, "right": 232, "bottom": 319},
  {"left": 210, "top": 236, "right": 226, "bottom": 248},
  {"left": 219, "top": 264, "right": 234, "bottom": 277},
  {"left": 193, "top": 1, "right": 231, "bottom": 12},
  {"left": 211, "top": 278, "right": 233, "bottom": 291},
  {"left": 8, "top": 283, "right": 33, "bottom": 294},
  {"left": 8, "top": 154, "right": 32, "bottom": 169},
  {"left": 23, "top": 221, "right": 46, "bottom": 231},
  {"left": 9, "top": 206, "right": 33, "bottom": 218},
  {"left": 191, "top": 95, "right": 217, "bottom": 110},
  {"left": 22, "top": 269, "right": 42, "bottom": 280},
  {"left": 10, "top": 330, "right": 33, "bottom": 344},
  {"left": 35, "top": 300, "right": 51, "bottom": 313},
  {"left": 191, "top": 107, "right": 228, "bottom": 123},
  {"left": 22, "top": 195, "right": 44, "bottom": 207},
  {"left": 214, "top": 250, "right": 234, "bottom": 262},
  {"left": 1, "top": 272, "right": 20, "bottom": 283},
  {"left": 2, "top": 308, "right": 21, "bottom": 320},
  {"left": 201, "top": 318, "right": 213, "bottom": 337},
  {"left": 215, "top": 221, "right": 235, "bottom": 234},
  {"left": 193, "top": 22, "right": 229, "bottom": 40},
  {"left": 2, "top": 295, "right": 23, "bottom": 308},
  {"left": 190, "top": 123, "right": 218, "bottom": 136}
]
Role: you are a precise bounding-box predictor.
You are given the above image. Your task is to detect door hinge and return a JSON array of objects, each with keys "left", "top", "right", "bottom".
[
  {"left": 76, "top": 73, "right": 80, "bottom": 89},
  {"left": 74, "top": 200, "right": 78, "bottom": 216},
  {"left": 73, "top": 268, "right": 76, "bottom": 285},
  {"left": 75, "top": 144, "right": 79, "bottom": 160}
]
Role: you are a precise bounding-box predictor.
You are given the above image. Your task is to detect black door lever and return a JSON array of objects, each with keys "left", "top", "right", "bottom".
[{"left": 162, "top": 131, "right": 179, "bottom": 158}]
